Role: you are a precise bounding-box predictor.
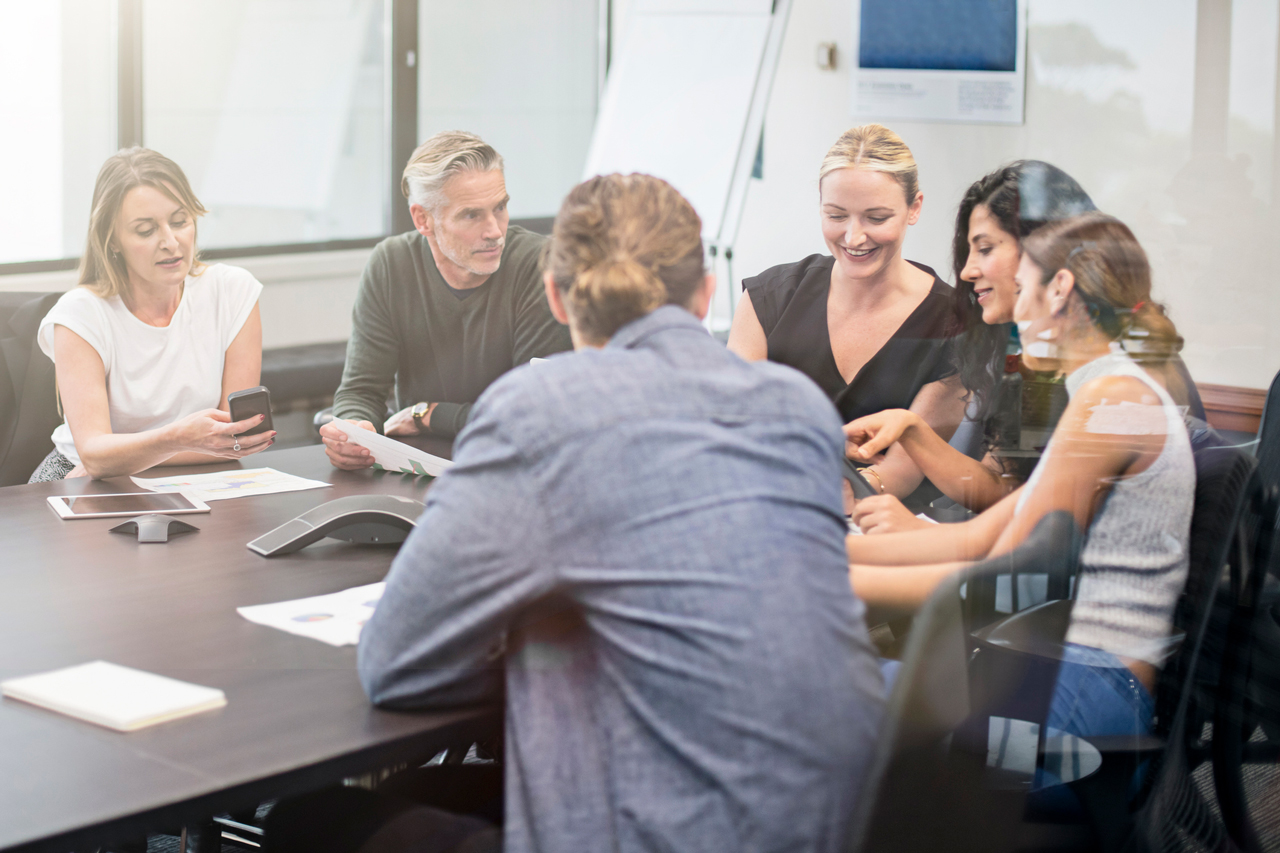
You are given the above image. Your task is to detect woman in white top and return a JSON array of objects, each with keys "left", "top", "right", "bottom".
[
  {"left": 848, "top": 212, "right": 1194, "bottom": 739},
  {"left": 30, "top": 148, "right": 274, "bottom": 482}
]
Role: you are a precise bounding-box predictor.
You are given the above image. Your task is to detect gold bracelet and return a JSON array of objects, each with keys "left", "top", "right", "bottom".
[{"left": 862, "top": 467, "right": 886, "bottom": 495}]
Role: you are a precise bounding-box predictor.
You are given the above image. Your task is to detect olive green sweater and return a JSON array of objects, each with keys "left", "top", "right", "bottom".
[{"left": 332, "top": 226, "right": 572, "bottom": 438}]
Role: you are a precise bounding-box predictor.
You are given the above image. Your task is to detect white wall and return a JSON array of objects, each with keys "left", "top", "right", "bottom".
[{"left": 730, "top": 0, "right": 1280, "bottom": 388}]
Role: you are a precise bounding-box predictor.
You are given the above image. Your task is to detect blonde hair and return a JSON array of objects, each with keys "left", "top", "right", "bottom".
[
  {"left": 1022, "top": 212, "right": 1182, "bottom": 361},
  {"left": 401, "top": 130, "right": 504, "bottom": 214},
  {"left": 544, "top": 174, "right": 705, "bottom": 344},
  {"left": 818, "top": 123, "right": 920, "bottom": 205},
  {"left": 79, "top": 148, "right": 206, "bottom": 300}
]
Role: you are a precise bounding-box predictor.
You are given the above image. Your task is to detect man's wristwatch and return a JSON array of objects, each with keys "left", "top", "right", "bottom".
[{"left": 411, "top": 402, "right": 430, "bottom": 433}]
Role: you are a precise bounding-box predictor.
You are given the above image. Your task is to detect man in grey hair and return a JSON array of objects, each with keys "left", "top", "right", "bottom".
[{"left": 321, "top": 131, "right": 571, "bottom": 467}]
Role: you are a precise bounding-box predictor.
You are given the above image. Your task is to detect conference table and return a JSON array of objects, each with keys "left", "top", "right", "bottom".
[{"left": 0, "top": 440, "right": 497, "bottom": 853}]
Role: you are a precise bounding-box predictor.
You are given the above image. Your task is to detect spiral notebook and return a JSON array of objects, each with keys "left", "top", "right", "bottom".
[{"left": 1, "top": 661, "right": 227, "bottom": 732}]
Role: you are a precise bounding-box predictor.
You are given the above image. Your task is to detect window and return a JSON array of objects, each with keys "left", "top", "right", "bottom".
[
  {"left": 142, "top": 0, "right": 389, "bottom": 249},
  {"left": 418, "top": 0, "right": 601, "bottom": 220},
  {"left": 0, "top": 0, "right": 117, "bottom": 265}
]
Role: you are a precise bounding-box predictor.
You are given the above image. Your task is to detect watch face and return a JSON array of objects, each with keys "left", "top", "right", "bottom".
[{"left": 412, "top": 403, "right": 428, "bottom": 418}]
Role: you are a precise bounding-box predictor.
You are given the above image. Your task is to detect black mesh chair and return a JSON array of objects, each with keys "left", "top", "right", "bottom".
[
  {"left": 865, "top": 446, "right": 1258, "bottom": 852},
  {"left": 847, "top": 511, "right": 1083, "bottom": 853},
  {"left": 1106, "top": 444, "right": 1258, "bottom": 853}
]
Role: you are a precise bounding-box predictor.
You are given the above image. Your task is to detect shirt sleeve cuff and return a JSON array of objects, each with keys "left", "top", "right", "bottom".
[{"left": 429, "top": 402, "right": 471, "bottom": 439}]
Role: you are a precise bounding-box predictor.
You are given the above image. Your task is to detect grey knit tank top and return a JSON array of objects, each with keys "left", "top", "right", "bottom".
[{"left": 1016, "top": 349, "right": 1195, "bottom": 665}]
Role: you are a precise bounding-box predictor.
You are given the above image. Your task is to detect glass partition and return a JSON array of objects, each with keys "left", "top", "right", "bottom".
[
  {"left": 0, "top": 0, "right": 117, "bottom": 264},
  {"left": 141, "top": 0, "right": 389, "bottom": 249}
]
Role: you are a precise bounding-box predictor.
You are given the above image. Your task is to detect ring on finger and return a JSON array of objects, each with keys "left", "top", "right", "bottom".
[{"left": 233, "top": 437, "right": 241, "bottom": 452}]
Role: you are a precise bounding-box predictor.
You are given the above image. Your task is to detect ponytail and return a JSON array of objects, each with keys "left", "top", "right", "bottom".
[
  {"left": 568, "top": 257, "right": 668, "bottom": 341},
  {"left": 1123, "top": 300, "right": 1183, "bottom": 362}
]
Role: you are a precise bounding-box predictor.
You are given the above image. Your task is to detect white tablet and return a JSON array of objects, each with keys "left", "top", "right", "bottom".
[{"left": 47, "top": 491, "right": 211, "bottom": 520}]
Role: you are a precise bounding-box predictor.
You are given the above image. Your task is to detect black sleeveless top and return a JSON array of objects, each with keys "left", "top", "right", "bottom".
[{"left": 744, "top": 255, "right": 958, "bottom": 424}]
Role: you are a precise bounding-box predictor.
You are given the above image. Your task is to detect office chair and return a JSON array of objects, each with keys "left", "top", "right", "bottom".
[
  {"left": 846, "top": 511, "right": 1083, "bottom": 853},
  {"left": 0, "top": 291, "right": 62, "bottom": 486},
  {"left": 1208, "top": 476, "right": 1278, "bottom": 853}
]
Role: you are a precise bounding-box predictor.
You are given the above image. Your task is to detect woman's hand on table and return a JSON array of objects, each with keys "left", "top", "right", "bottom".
[
  {"left": 167, "top": 409, "right": 275, "bottom": 458},
  {"left": 320, "top": 419, "right": 377, "bottom": 470},
  {"left": 843, "top": 409, "right": 921, "bottom": 462},
  {"left": 851, "top": 494, "right": 933, "bottom": 535}
]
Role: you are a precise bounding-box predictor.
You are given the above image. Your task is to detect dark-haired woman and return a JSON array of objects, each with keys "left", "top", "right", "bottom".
[{"left": 845, "top": 161, "right": 1095, "bottom": 532}]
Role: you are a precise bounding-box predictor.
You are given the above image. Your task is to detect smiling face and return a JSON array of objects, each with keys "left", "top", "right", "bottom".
[
  {"left": 416, "top": 169, "right": 510, "bottom": 287},
  {"left": 111, "top": 184, "right": 195, "bottom": 296},
  {"left": 820, "top": 168, "right": 921, "bottom": 284},
  {"left": 961, "top": 203, "right": 1022, "bottom": 325}
]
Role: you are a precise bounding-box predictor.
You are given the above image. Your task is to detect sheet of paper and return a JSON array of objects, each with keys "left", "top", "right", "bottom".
[
  {"left": 237, "top": 582, "right": 386, "bottom": 647},
  {"left": 1, "top": 661, "right": 227, "bottom": 732},
  {"left": 330, "top": 419, "right": 453, "bottom": 477},
  {"left": 133, "top": 467, "right": 331, "bottom": 502}
]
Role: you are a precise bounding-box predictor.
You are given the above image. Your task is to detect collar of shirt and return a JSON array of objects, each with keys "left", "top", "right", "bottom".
[{"left": 606, "top": 304, "right": 709, "bottom": 352}]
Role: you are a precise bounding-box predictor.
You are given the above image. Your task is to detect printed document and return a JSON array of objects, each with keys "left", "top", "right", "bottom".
[
  {"left": 237, "top": 582, "right": 386, "bottom": 647},
  {"left": 330, "top": 419, "right": 452, "bottom": 477},
  {"left": 133, "top": 467, "right": 331, "bottom": 502}
]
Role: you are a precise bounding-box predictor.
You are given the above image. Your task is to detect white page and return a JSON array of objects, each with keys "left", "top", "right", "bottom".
[
  {"left": 329, "top": 420, "right": 453, "bottom": 478},
  {"left": 2, "top": 661, "right": 226, "bottom": 732},
  {"left": 132, "top": 468, "right": 331, "bottom": 503},
  {"left": 237, "top": 582, "right": 386, "bottom": 648}
]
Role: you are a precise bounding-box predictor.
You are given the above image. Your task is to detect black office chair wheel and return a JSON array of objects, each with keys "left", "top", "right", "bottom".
[{"left": 312, "top": 406, "right": 335, "bottom": 436}]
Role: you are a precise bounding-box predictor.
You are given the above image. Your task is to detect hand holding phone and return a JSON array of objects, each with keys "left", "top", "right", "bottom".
[
  {"left": 842, "top": 457, "right": 879, "bottom": 501},
  {"left": 228, "top": 386, "right": 274, "bottom": 437}
]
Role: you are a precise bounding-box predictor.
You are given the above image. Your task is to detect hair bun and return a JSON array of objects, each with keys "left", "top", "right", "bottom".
[{"left": 572, "top": 256, "right": 666, "bottom": 319}]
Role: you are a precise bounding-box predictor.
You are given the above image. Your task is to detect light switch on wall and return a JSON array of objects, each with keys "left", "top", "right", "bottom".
[{"left": 815, "top": 42, "right": 837, "bottom": 71}]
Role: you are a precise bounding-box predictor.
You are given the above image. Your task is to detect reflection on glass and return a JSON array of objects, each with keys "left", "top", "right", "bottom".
[
  {"left": 0, "top": 0, "right": 116, "bottom": 264},
  {"left": 418, "top": 0, "right": 598, "bottom": 219},
  {"left": 142, "top": 0, "right": 388, "bottom": 249}
]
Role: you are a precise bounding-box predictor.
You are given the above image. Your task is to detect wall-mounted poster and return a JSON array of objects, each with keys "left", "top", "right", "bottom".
[{"left": 852, "top": 0, "right": 1026, "bottom": 125}]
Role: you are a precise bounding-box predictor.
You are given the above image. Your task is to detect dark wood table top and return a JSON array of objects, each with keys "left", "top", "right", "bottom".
[{"left": 0, "top": 440, "right": 495, "bottom": 853}]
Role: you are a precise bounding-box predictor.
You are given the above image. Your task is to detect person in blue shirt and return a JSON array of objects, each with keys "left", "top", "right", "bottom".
[{"left": 268, "top": 173, "right": 885, "bottom": 853}]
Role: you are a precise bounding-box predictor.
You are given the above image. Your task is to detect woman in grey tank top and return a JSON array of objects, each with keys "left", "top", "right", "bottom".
[{"left": 847, "top": 213, "right": 1194, "bottom": 744}]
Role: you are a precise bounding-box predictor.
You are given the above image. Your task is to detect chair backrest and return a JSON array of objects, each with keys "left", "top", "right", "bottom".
[
  {"left": 1153, "top": 445, "right": 1257, "bottom": 737},
  {"left": 1130, "top": 445, "right": 1258, "bottom": 853},
  {"left": 0, "top": 292, "right": 63, "bottom": 485},
  {"left": 1253, "top": 368, "right": 1280, "bottom": 546},
  {"left": 963, "top": 510, "right": 1084, "bottom": 633},
  {"left": 847, "top": 512, "right": 1081, "bottom": 853},
  {"left": 1168, "top": 354, "right": 1206, "bottom": 423}
]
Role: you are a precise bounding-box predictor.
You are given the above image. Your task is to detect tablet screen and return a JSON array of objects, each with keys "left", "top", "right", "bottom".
[{"left": 60, "top": 493, "right": 199, "bottom": 516}]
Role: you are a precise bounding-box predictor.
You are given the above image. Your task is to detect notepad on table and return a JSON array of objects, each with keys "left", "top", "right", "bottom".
[{"left": 1, "top": 661, "right": 227, "bottom": 732}]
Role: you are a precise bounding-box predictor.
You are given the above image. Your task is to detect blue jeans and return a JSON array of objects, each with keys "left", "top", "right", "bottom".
[
  {"left": 1030, "top": 643, "right": 1154, "bottom": 816},
  {"left": 1046, "top": 643, "right": 1154, "bottom": 738}
]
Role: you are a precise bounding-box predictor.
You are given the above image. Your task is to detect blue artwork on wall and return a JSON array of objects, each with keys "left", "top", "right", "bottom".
[{"left": 859, "top": 0, "right": 1017, "bottom": 72}]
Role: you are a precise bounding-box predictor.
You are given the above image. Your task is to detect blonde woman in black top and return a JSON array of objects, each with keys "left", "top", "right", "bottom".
[{"left": 728, "top": 124, "right": 964, "bottom": 506}]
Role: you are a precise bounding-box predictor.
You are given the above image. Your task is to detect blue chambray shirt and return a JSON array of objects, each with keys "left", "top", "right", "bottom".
[{"left": 359, "top": 305, "right": 885, "bottom": 853}]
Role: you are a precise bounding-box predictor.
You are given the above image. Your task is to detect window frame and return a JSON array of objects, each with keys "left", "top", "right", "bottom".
[{"left": 0, "top": 0, "right": 605, "bottom": 275}]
